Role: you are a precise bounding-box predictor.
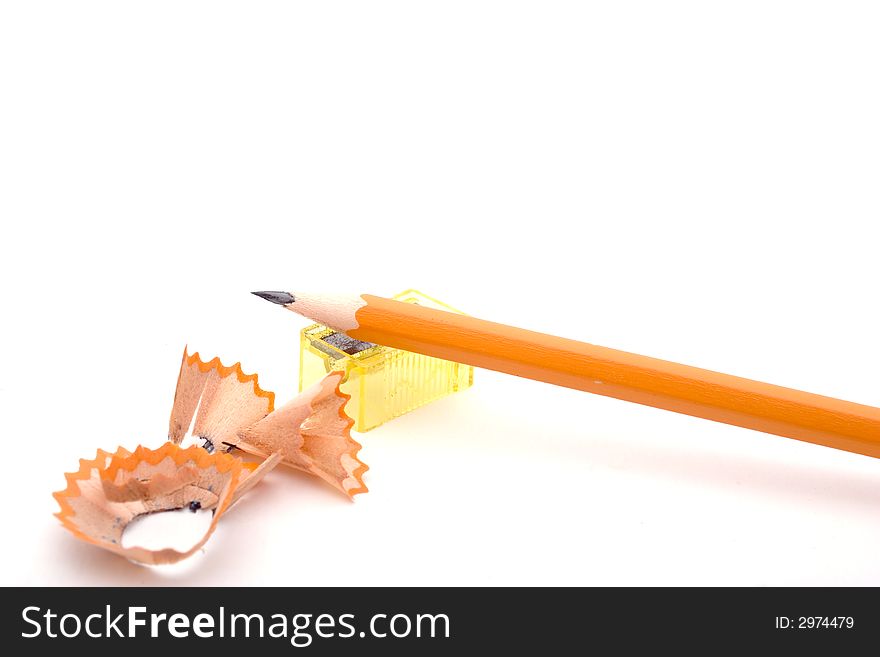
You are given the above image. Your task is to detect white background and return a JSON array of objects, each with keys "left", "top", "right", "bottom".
[{"left": 1, "top": 1, "right": 879, "bottom": 586}]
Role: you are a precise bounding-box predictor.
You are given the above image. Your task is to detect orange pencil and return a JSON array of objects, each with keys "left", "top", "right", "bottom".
[{"left": 253, "top": 291, "right": 880, "bottom": 460}]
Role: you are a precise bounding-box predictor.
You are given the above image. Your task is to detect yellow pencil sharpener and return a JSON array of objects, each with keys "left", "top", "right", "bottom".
[{"left": 298, "top": 289, "right": 474, "bottom": 432}]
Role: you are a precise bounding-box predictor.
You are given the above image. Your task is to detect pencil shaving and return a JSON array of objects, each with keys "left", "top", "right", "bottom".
[
  {"left": 169, "top": 348, "right": 368, "bottom": 497},
  {"left": 54, "top": 347, "right": 367, "bottom": 565},
  {"left": 241, "top": 373, "right": 369, "bottom": 497},
  {"left": 53, "top": 443, "right": 266, "bottom": 565},
  {"left": 169, "top": 348, "right": 275, "bottom": 449}
]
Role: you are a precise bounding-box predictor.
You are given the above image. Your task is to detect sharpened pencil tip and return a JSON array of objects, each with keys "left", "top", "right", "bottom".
[{"left": 252, "top": 291, "right": 295, "bottom": 305}]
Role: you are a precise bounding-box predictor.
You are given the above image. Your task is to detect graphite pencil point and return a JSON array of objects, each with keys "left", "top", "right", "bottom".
[{"left": 252, "top": 291, "right": 295, "bottom": 305}]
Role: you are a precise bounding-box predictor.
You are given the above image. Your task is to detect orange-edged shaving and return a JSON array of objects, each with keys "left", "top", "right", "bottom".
[
  {"left": 168, "top": 347, "right": 368, "bottom": 498},
  {"left": 52, "top": 443, "right": 273, "bottom": 565}
]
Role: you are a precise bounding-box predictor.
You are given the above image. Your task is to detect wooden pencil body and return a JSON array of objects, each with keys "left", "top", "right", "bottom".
[{"left": 350, "top": 295, "right": 880, "bottom": 459}]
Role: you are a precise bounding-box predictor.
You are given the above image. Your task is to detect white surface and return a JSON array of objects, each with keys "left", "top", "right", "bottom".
[{"left": 1, "top": 1, "right": 879, "bottom": 586}]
